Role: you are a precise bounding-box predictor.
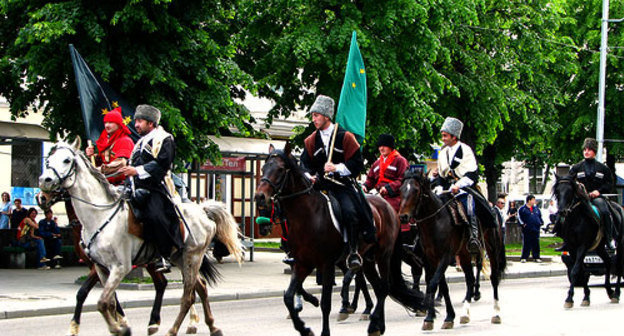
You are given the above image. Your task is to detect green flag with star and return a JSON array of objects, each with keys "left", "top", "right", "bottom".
[{"left": 336, "top": 31, "right": 367, "bottom": 143}]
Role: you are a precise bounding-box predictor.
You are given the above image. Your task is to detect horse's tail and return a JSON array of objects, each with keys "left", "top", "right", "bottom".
[
  {"left": 202, "top": 200, "right": 244, "bottom": 264},
  {"left": 199, "top": 254, "right": 221, "bottom": 287},
  {"left": 388, "top": 236, "right": 425, "bottom": 312}
]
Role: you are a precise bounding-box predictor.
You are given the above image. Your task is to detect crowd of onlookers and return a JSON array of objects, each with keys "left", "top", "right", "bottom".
[{"left": 1, "top": 191, "right": 63, "bottom": 270}]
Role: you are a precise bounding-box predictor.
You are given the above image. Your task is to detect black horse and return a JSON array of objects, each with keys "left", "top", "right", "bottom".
[
  {"left": 255, "top": 145, "right": 423, "bottom": 336},
  {"left": 553, "top": 174, "right": 624, "bottom": 308},
  {"left": 398, "top": 169, "right": 506, "bottom": 330}
]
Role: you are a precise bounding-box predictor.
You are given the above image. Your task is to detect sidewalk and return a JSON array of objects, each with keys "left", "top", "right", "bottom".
[{"left": 0, "top": 251, "right": 567, "bottom": 320}]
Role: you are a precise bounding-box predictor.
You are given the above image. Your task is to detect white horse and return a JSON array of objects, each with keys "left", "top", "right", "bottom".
[{"left": 39, "top": 139, "right": 243, "bottom": 336}]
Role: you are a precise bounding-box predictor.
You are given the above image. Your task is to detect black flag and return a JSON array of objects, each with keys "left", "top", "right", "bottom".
[{"left": 69, "top": 44, "right": 139, "bottom": 142}]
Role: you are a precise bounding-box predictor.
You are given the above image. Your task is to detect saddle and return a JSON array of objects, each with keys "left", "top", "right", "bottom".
[
  {"left": 127, "top": 203, "right": 186, "bottom": 242},
  {"left": 448, "top": 199, "right": 469, "bottom": 226},
  {"left": 320, "top": 190, "right": 343, "bottom": 233}
]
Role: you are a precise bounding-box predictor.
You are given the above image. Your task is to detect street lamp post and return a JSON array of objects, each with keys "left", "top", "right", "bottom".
[{"left": 596, "top": 0, "right": 610, "bottom": 163}]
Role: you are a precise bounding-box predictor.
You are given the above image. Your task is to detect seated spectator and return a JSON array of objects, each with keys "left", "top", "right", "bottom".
[
  {"left": 37, "top": 209, "right": 63, "bottom": 269},
  {"left": 10, "top": 198, "right": 28, "bottom": 230},
  {"left": 16, "top": 207, "right": 50, "bottom": 270},
  {"left": 0, "top": 192, "right": 10, "bottom": 230}
]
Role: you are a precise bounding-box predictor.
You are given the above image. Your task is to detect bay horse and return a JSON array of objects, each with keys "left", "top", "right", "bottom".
[
  {"left": 39, "top": 139, "right": 242, "bottom": 336},
  {"left": 553, "top": 174, "right": 624, "bottom": 308},
  {"left": 398, "top": 168, "right": 506, "bottom": 330},
  {"left": 36, "top": 191, "right": 201, "bottom": 336},
  {"left": 254, "top": 144, "right": 424, "bottom": 336}
]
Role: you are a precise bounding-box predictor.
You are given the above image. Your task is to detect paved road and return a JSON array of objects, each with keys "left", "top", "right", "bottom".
[{"left": 1, "top": 275, "right": 622, "bottom": 336}]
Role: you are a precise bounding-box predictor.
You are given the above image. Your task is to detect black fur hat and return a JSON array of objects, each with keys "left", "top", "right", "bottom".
[{"left": 376, "top": 134, "right": 395, "bottom": 149}]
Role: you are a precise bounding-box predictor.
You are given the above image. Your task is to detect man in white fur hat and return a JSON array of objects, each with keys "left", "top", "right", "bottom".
[{"left": 432, "top": 117, "right": 481, "bottom": 253}]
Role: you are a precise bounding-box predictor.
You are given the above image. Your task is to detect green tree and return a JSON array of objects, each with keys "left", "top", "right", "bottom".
[
  {"left": 0, "top": 0, "right": 254, "bottom": 166},
  {"left": 552, "top": 0, "right": 624, "bottom": 165}
]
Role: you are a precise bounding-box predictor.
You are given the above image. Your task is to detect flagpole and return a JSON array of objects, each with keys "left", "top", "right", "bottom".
[{"left": 326, "top": 123, "right": 340, "bottom": 164}]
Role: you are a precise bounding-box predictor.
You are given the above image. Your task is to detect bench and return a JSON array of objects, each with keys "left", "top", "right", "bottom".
[{"left": 0, "top": 228, "right": 81, "bottom": 268}]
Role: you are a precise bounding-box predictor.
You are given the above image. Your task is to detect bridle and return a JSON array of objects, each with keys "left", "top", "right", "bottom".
[
  {"left": 401, "top": 176, "right": 459, "bottom": 225},
  {"left": 45, "top": 145, "right": 78, "bottom": 190},
  {"left": 260, "top": 152, "right": 313, "bottom": 201}
]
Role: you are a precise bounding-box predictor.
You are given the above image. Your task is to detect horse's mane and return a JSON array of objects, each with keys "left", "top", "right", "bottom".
[{"left": 52, "top": 143, "right": 121, "bottom": 199}]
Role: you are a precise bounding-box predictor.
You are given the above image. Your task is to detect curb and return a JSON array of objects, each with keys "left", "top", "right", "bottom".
[{"left": 0, "top": 269, "right": 567, "bottom": 320}]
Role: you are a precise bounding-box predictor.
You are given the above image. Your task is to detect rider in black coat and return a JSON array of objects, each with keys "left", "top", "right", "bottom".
[
  {"left": 568, "top": 137, "right": 615, "bottom": 250},
  {"left": 120, "top": 105, "right": 183, "bottom": 272}
]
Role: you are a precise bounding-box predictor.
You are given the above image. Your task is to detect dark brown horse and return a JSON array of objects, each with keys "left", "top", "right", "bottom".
[
  {"left": 254, "top": 145, "right": 423, "bottom": 336},
  {"left": 398, "top": 169, "right": 506, "bottom": 330}
]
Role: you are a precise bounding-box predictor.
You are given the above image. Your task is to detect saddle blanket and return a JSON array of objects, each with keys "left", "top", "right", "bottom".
[{"left": 320, "top": 192, "right": 347, "bottom": 242}]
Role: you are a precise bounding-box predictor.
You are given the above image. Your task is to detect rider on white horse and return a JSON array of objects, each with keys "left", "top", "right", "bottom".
[{"left": 119, "top": 104, "right": 183, "bottom": 273}]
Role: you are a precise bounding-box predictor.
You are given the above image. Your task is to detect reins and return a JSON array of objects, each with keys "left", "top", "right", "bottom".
[{"left": 410, "top": 191, "right": 457, "bottom": 226}]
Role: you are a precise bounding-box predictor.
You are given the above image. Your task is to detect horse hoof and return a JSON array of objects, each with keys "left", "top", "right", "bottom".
[
  {"left": 422, "top": 321, "right": 434, "bottom": 330},
  {"left": 415, "top": 310, "right": 427, "bottom": 317},
  {"left": 186, "top": 325, "right": 198, "bottom": 334},
  {"left": 210, "top": 328, "right": 223, "bottom": 336},
  {"left": 441, "top": 321, "right": 454, "bottom": 329},
  {"left": 119, "top": 326, "right": 131, "bottom": 336},
  {"left": 147, "top": 324, "right": 159, "bottom": 335},
  {"left": 305, "top": 328, "right": 315, "bottom": 336},
  {"left": 347, "top": 307, "right": 356, "bottom": 314},
  {"left": 337, "top": 312, "right": 349, "bottom": 321},
  {"left": 359, "top": 313, "right": 370, "bottom": 321},
  {"left": 581, "top": 300, "right": 590, "bottom": 307},
  {"left": 611, "top": 297, "right": 620, "bottom": 304},
  {"left": 564, "top": 301, "right": 574, "bottom": 309},
  {"left": 474, "top": 293, "right": 481, "bottom": 302},
  {"left": 368, "top": 331, "right": 381, "bottom": 336},
  {"left": 491, "top": 315, "right": 502, "bottom": 324},
  {"left": 460, "top": 316, "right": 470, "bottom": 324},
  {"left": 67, "top": 320, "right": 80, "bottom": 336}
]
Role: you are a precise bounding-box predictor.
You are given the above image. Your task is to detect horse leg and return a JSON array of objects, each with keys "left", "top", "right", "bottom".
[
  {"left": 338, "top": 267, "right": 355, "bottom": 321},
  {"left": 95, "top": 265, "right": 131, "bottom": 336},
  {"left": 297, "top": 285, "right": 319, "bottom": 307},
  {"left": 459, "top": 253, "right": 475, "bottom": 324},
  {"left": 285, "top": 265, "right": 313, "bottom": 336},
  {"left": 565, "top": 247, "right": 587, "bottom": 308},
  {"left": 166, "top": 253, "right": 201, "bottom": 336},
  {"left": 423, "top": 260, "right": 450, "bottom": 330},
  {"left": 67, "top": 268, "right": 99, "bottom": 336},
  {"left": 319, "top": 264, "right": 336, "bottom": 336},
  {"left": 362, "top": 257, "right": 389, "bottom": 336},
  {"left": 483, "top": 230, "right": 502, "bottom": 324},
  {"left": 473, "top": 253, "right": 482, "bottom": 301},
  {"left": 357, "top": 271, "right": 374, "bottom": 321},
  {"left": 145, "top": 264, "right": 168, "bottom": 335},
  {"left": 596, "top": 247, "right": 615, "bottom": 302},
  {"left": 439, "top": 277, "right": 455, "bottom": 329},
  {"left": 192, "top": 276, "right": 220, "bottom": 336}
]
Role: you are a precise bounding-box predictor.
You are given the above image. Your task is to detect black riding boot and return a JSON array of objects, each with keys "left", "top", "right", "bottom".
[
  {"left": 468, "top": 216, "right": 481, "bottom": 254},
  {"left": 347, "top": 227, "right": 362, "bottom": 272}
]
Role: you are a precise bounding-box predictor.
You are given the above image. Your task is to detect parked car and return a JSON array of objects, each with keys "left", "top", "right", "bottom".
[{"left": 561, "top": 249, "right": 616, "bottom": 285}]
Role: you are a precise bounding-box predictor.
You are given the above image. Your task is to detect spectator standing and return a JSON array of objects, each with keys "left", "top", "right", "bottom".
[
  {"left": 10, "top": 198, "right": 28, "bottom": 229},
  {"left": 16, "top": 207, "right": 49, "bottom": 269},
  {"left": 506, "top": 201, "right": 518, "bottom": 226},
  {"left": 0, "top": 192, "right": 11, "bottom": 229},
  {"left": 494, "top": 197, "right": 507, "bottom": 243},
  {"left": 37, "top": 209, "right": 63, "bottom": 268},
  {"left": 547, "top": 199, "right": 558, "bottom": 231},
  {"left": 518, "top": 195, "right": 543, "bottom": 263}
]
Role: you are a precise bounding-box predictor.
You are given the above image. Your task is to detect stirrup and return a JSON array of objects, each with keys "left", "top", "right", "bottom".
[
  {"left": 155, "top": 257, "right": 172, "bottom": 273},
  {"left": 347, "top": 252, "right": 363, "bottom": 272}
]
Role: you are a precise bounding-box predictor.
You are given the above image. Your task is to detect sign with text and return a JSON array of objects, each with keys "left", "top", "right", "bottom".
[{"left": 200, "top": 157, "right": 246, "bottom": 172}]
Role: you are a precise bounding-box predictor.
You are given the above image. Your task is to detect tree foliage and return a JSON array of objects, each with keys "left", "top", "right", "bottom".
[{"left": 0, "top": 0, "right": 254, "bottom": 166}]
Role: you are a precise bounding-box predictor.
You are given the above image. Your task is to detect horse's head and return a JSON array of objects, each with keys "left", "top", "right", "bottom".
[
  {"left": 36, "top": 190, "right": 66, "bottom": 210},
  {"left": 39, "top": 138, "right": 82, "bottom": 193},
  {"left": 254, "top": 143, "right": 298, "bottom": 235},
  {"left": 553, "top": 174, "right": 580, "bottom": 219},
  {"left": 398, "top": 166, "right": 429, "bottom": 225}
]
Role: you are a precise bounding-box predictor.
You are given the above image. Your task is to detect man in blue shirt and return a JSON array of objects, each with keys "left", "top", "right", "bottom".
[
  {"left": 518, "top": 195, "right": 543, "bottom": 262},
  {"left": 37, "top": 209, "right": 63, "bottom": 268}
]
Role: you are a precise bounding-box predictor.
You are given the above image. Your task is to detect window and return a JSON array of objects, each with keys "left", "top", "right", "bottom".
[{"left": 11, "top": 139, "right": 42, "bottom": 187}]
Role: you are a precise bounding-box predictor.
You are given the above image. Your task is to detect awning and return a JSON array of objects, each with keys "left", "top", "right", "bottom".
[
  {"left": 0, "top": 121, "right": 49, "bottom": 141},
  {"left": 208, "top": 135, "right": 286, "bottom": 156}
]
